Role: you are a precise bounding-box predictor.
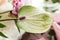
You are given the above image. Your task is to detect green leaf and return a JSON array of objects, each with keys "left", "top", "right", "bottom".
[
  {"left": 45, "top": 0, "right": 60, "bottom": 3},
  {"left": 0, "top": 32, "right": 7, "bottom": 38},
  {"left": 0, "top": 16, "right": 2, "bottom": 18},
  {"left": 0, "top": 23, "right": 6, "bottom": 28},
  {"left": 48, "top": 29, "right": 57, "bottom": 40},
  {"left": 48, "top": 29, "right": 55, "bottom": 36},
  {"left": 45, "top": 0, "right": 49, "bottom": 1},
  {"left": 52, "top": 0, "right": 60, "bottom": 3}
]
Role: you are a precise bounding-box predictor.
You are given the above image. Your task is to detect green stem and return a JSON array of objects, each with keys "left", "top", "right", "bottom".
[
  {"left": 0, "top": 19, "right": 18, "bottom": 21},
  {"left": 14, "top": 20, "right": 20, "bottom": 32}
]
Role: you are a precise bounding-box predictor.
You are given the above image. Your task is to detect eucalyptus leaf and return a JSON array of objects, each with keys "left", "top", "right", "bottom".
[
  {"left": 0, "top": 23, "right": 6, "bottom": 28},
  {"left": 0, "top": 32, "right": 7, "bottom": 38}
]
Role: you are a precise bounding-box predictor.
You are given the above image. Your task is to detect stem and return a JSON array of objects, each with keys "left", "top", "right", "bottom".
[
  {"left": 0, "top": 16, "right": 26, "bottom": 21},
  {"left": 0, "top": 19, "right": 18, "bottom": 21},
  {"left": 14, "top": 20, "right": 20, "bottom": 32}
]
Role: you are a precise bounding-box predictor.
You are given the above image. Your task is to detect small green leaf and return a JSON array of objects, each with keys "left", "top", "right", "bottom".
[
  {"left": 45, "top": 0, "right": 48, "bottom": 1},
  {"left": 52, "top": 0, "right": 60, "bottom": 3},
  {"left": 0, "top": 16, "right": 2, "bottom": 18},
  {"left": 48, "top": 29, "right": 55, "bottom": 36},
  {"left": 52, "top": 9, "right": 58, "bottom": 12},
  {"left": 0, "top": 32, "right": 7, "bottom": 38},
  {"left": 48, "top": 29, "right": 57, "bottom": 40},
  {"left": 0, "top": 23, "right": 6, "bottom": 28},
  {"left": 45, "top": 0, "right": 60, "bottom": 3}
]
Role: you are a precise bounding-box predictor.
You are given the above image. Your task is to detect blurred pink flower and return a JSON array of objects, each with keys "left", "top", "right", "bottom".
[
  {"left": 53, "top": 10, "right": 60, "bottom": 40},
  {"left": 12, "top": 0, "right": 22, "bottom": 16},
  {"left": 53, "top": 10, "right": 60, "bottom": 22}
]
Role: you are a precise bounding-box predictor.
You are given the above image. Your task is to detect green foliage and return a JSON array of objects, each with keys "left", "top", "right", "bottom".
[
  {"left": 0, "top": 32, "right": 7, "bottom": 38},
  {"left": 48, "top": 29, "right": 57, "bottom": 40},
  {"left": 0, "top": 23, "right": 7, "bottom": 38},
  {"left": 45, "top": 0, "right": 60, "bottom": 3},
  {"left": 45, "top": 0, "right": 49, "bottom": 1},
  {"left": 0, "top": 23, "right": 6, "bottom": 28},
  {"left": 52, "top": 0, "right": 60, "bottom": 3}
]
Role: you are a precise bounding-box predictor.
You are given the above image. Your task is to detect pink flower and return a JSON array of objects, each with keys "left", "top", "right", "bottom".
[
  {"left": 53, "top": 10, "right": 60, "bottom": 40},
  {"left": 53, "top": 10, "right": 60, "bottom": 22},
  {"left": 12, "top": 0, "right": 22, "bottom": 16}
]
